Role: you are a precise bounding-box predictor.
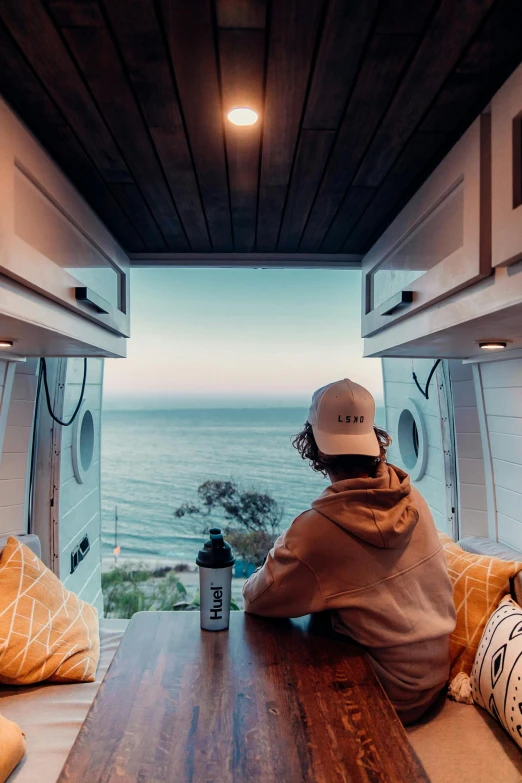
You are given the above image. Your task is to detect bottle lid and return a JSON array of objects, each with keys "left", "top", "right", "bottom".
[{"left": 196, "top": 528, "right": 235, "bottom": 569}]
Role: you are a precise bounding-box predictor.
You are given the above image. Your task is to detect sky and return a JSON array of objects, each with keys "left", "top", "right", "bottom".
[{"left": 103, "top": 268, "right": 383, "bottom": 409}]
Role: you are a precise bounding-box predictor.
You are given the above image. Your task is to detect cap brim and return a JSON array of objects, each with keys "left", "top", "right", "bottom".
[{"left": 313, "top": 428, "right": 380, "bottom": 457}]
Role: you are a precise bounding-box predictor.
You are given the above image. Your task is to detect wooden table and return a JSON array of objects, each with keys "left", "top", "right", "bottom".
[{"left": 58, "top": 612, "right": 429, "bottom": 783}]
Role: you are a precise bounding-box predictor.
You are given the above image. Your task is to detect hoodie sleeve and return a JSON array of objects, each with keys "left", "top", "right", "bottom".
[{"left": 242, "top": 532, "right": 326, "bottom": 618}]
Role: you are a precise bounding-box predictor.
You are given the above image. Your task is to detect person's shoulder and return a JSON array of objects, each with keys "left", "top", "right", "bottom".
[
  {"left": 287, "top": 508, "right": 321, "bottom": 531},
  {"left": 284, "top": 508, "right": 330, "bottom": 558}
]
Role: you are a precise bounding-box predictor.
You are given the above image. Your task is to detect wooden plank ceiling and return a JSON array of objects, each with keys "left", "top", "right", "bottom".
[{"left": 0, "top": 0, "right": 521, "bottom": 261}]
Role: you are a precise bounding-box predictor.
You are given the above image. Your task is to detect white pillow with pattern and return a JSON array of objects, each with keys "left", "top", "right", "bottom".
[{"left": 472, "top": 595, "right": 522, "bottom": 749}]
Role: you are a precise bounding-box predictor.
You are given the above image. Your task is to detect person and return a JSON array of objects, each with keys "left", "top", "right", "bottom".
[{"left": 242, "top": 378, "right": 456, "bottom": 724}]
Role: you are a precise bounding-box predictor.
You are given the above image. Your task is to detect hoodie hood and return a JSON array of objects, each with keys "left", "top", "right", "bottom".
[{"left": 311, "top": 462, "right": 419, "bottom": 549}]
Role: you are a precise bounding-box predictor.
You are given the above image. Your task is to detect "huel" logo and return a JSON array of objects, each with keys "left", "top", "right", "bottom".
[
  {"left": 337, "top": 415, "right": 364, "bottom": 423},
  {"left": 209, "top": 583, "right": 223, "bottom": 620}
]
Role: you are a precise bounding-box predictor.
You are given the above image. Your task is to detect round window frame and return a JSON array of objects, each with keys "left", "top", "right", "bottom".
[
  {"left": 397, "top": 398, "right": 428, "bottom": 481},
  {"left": 72, "top": 404, "right": 96, "bottom": 485}
]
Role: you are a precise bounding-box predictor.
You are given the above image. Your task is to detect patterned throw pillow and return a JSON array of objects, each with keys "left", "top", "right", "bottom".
[
  {"left": 438, "top": 532, "right": 522, "bottom": 677},
  {"left": 0, "top": 537, "right": 100, "bottom": 685},
  {"left": 472, "top": 596, "right": 522, "bottom": 749}
]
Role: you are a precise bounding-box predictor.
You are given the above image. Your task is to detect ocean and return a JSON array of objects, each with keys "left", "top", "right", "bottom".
[{"left": 101, "top": 407, "right": 385, "bottom": 563}]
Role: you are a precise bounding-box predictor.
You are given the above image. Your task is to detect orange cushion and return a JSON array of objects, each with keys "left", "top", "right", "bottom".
[
  {"left": 0, "top": 713, "right": 25, "bottom": 783},
  {"left": 439, "top": 532, "right": 522, "bottom": 677},
  {"left": 0, "top": 537, "right": 99, "bottom": 685}
]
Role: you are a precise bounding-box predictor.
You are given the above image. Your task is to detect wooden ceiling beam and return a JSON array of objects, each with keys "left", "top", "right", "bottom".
[
  {"left": 299, "top": 29, "right": 425, "bottom": 253},
  {"left": 0, "top": 0, "right": 167, "bottom": 251},
  {"left": 160, "top": 0, "right": 233, "bottom": 251},
  {"left": 216, "top": 0, "right": 266, "bottom": 30},
  {"left": 353, "top": 0, "right": 495, "bottom": 188},
  {"left": 420, "top": 0, "right": 522, "bottom": 135},
  {"left": 0, "top": 17, "right": 146, "bottom": 251},
  {"left": 46, "top": 0, "right": 189, "bottom": 252},
  {"left": 320, "top": 187, "right": 376, "bottom": 254},
  {"left": 344, "top": 131, "right": 448, "bottom": 254},
  {"left": 103, "top": 0, "right": 211, "bottom": 252},
  {"left": 128, "top": 252, "right": 362, "bottom": 269},
  {"left": 219, "top": 27, "right": 265, "bottom": 252},
  {"left": 303, "top": 0, "right": 378, "bottom": 131},
  {"left": 256, "top": 0, "right": 324, "bottom": 252},
  {"left": 0, "top": 0, "right": 129, "bottom": 182},
  {"left": 277, "top": 130, "right": 335, "bottom": 252}
]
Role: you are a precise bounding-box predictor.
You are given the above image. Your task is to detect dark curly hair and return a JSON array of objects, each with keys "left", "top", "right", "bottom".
[{"left": 292, "top": 421, "right": 392, "bottom": 478}]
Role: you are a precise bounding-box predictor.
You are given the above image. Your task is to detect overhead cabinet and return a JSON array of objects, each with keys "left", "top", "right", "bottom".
[
  {"left": 491, "top": 64, "right": 522, "bottom": 268},
  {"left": 361, "top": 115, "right": 491, "bottom": 338},
  {"left": 0, "top": 98, "right": 130, "bottom": 339}
]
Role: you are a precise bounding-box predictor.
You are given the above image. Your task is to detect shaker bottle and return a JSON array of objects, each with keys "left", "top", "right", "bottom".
[{"left": 196, "top": 528, "right": 235, "bottom": 631}]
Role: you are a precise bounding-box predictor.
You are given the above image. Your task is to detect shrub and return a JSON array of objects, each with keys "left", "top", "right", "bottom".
[
  {"left": 174, "top": 480, "right": 283, "bottom": 567},
  {"left": 101, "top": 565, "right": 187, "bottom": 619}
]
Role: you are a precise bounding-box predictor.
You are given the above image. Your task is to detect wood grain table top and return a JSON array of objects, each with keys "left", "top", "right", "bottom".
[{"left": 58, "top": 611, "right": 430, "bottom": 783}]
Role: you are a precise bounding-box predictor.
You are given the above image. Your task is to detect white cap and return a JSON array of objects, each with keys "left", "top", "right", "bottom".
[{"left": 307, "top": 379, "right": 380, "bottom": 457}]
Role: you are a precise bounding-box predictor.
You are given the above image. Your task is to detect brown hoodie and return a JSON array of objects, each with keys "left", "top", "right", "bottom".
[{"left": 242, "top": 463, "right": 456, "bottom": 723}]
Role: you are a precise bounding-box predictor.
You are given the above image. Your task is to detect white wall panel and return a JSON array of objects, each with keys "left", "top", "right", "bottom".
[
  {"left": 58, "top": 358, "right": 103, "bottom": 607},
  {"left": 497, "top": 513, "right": 522, "bottom": 551},
  {"left": 483, "top": 387, "right": 522, "bottom": 418},
  {"left": 449, "top": 360, "right": 488, "bottom": 538},
  {"left": 488, "top": 416, "right": 522, "bottom": 436},
  {"left": 489, "top": 432, "right": 522, "bottom": 464},
  {"left": 479, "top": 357, "right": 522, "bottom": 551},
  {"left": 383, "top": 358, "right": 452, "bottom": 533},
  {"left": 491, "top": 458, "right": 522, "bottom": 493}
]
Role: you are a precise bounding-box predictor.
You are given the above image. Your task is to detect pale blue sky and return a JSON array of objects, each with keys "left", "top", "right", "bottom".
[{"left": 103, "top": 268, "right": 383, "bottom": 409}]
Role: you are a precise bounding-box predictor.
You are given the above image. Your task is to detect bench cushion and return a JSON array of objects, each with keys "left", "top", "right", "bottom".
[
  {"left": 459, "top": 536, "right": 522, "bottom": 606},
  {"left": 439, "top": 532, "right": 522, "bottom": 678},
  {"left": 0, "top": 619, "right": 128, "bottom": 783},
  {"left": 407, "top": 698, "right": 522, "bottom": 783}
]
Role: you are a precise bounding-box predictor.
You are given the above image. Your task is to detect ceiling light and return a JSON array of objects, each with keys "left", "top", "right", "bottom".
[
  {"left": 0, "top": 340, "right": 13, "bottom": 348},
  {"left": 477, "top": 340, "right": 508, "bottom": 351},
  {"left": 227, "top": 107, "right": 259, "bottom": 126}
]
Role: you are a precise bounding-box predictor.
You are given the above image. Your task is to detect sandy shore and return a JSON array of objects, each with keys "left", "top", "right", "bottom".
[
  {"left": 102, "top": 555, "right": 197, "bottom": 573},
  {"left": 102, "top": 555, "right": 247, "bottom": 605}
]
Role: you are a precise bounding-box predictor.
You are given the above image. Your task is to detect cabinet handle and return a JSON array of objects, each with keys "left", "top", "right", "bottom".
[
  {"left": 379, "top": 290, "right": 414, "bottom": 316},
  {"left": 75, "top": 286, "right": 110, "bottom": 314}
]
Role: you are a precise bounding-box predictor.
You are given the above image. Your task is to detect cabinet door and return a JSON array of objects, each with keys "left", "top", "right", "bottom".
[
  {"left": 0, "top": 100, "right": 129, "bottom": 337},
  {"left": 361, "top": 115, "right": 491, "bottom": 338},
  {"left": 492, "top": 64, "right": 522, "bottom": 269}
]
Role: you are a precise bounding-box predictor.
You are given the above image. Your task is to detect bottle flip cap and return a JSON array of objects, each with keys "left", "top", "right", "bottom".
[{"left": 196, "top": 528, "right": 235, "bottom": 569}]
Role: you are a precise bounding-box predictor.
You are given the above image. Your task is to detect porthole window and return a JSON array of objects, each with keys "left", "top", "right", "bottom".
[
  {"left": 72, "top": 405, "right": 95, "bottom": 484},
  {"left": 397, "top": 398, "right": 428, "bottom": 481}
]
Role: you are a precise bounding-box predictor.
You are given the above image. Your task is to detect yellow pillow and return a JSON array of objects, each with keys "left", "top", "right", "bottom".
[
  {"left": 0, "top": 537, "right": 100, "bottom": 685},
  {"left": 439, "top": 532, "right": 522, "bottom": 677},
  {"left": 0, "top": 713, "right": 25, "bottom": 783}
]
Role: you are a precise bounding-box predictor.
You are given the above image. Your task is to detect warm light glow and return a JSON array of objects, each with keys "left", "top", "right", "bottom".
[
  {"left": 227, "top": 107, "right": 259, "bottom": 126},
  {"left": 0, "top": 340, "right": 13, "bottom": 348},
  {"left": 478, "top": 341, "right": 508, "bottom": 351}
]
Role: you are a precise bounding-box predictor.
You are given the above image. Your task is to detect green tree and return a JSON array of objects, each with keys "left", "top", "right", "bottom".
[{"left": 174, "top": 480, "right": 283, "bottom": 567}]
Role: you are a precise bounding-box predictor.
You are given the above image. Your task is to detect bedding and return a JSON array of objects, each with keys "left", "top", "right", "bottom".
[
  {"left": 0, "top": 619, "right": 128, "bottom": 783},
  {"left": 0, "top": 537, "right": 99, "bottom": 685},
  {"left": 438, "top": 532, "right": 522, "bottom": 678}
]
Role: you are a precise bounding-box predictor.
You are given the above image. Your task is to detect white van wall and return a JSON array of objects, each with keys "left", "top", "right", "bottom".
[
  {"left": 59, "top": 358, "right": 104, "bottom": 614},
  {"left": 448, "top": 360, "right": 488, "bottom": 538},
  {"left": 0, "top": 359, "right": 38, "bottom": 535},
  {"left": 475, "top": 357, "right": 522, "bottom": 551},
  {"left": 382, "top": 358, "right": 453, "bottom": 534}
]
